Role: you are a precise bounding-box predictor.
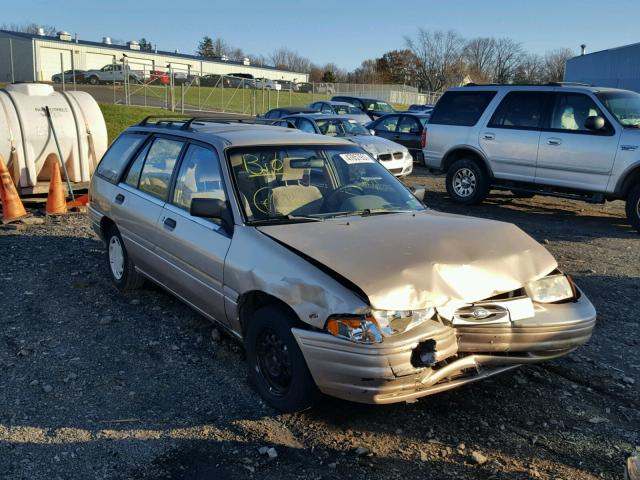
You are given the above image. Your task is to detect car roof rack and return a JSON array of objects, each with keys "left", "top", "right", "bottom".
[
  {"left": 137, "top": 115, "right": 295, "bottom": 131},
  {"left": 464, "top": 82, "right": 592, "bottom": 87}
]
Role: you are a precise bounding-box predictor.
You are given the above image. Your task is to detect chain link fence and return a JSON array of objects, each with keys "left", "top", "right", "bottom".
[{"left": 52, "top": 57, "right": 442, "bottom": 115}]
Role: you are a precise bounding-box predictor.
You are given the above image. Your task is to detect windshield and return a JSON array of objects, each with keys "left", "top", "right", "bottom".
[
  {"left": 596, "top": 91, "right": 640, "bottom": 127},
  {"left": 364, "top": 101, "right": 394, "bottom": 112},
  {"left": 227, "top": 145, "right": 424, "bottom": 224},
  {"left": 316, "top": 118, "right": 369, "bottom": 136},
  {"left": 335, "top": 105, "right": 364, "bottom": 115}
]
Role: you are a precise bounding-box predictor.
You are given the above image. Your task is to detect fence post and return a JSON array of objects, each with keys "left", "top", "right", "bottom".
[
  {"left": 71, "top": 51, "right": 76, "bottom": 91},
  {"left": 311, "top": 82, "right": 314, "bottom": 102},
  {"left": 252, "top": 89, "right": 256, "bottom": 116},
  {"left": 112, "top": 57, "right": 116, "bottom": 104},
  {"left": 9, "top": 39, "right": 14, "bottom": 83},
  {"left": 181, "top": 83, "right": 185, "bottom": 114},
  {"left": 60, "top": 52, "right": 66, "bottom": 91}
]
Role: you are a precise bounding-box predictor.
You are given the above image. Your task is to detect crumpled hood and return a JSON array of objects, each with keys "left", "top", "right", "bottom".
[
  {"left": 347, "top": 135, "right": 407, "bottom": 156},
  {"left": 258, "top": 210, "right": 557, "bottom": 311}
]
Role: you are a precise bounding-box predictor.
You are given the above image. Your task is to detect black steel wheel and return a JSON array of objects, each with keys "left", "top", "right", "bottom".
[{"left": 245, "top": 304, "right": 320, "bottom": 412}]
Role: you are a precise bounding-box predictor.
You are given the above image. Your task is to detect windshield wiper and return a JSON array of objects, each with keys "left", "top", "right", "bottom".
[
  {"left": 328, "top": 208, "right": 414, "bottom": 219},
  {"left": 249, "top": 214, "right": 324, "bottom": 225}
]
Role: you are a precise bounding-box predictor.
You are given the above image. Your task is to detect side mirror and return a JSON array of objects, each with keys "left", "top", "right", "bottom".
[
  {"left": 369, "top": 129, "right": 376, "bottom": 136},
  {"left": 411, "top": 187, "right": 426, "bottom": 202},
  {"left": 190, "top": 198, "right": 234, "bottom": 233},
  {"left": 585, "top": 115, "right": 606, "bottom": 131}
]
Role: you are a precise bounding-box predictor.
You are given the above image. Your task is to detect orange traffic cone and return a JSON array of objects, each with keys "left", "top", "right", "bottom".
[
  {"left": 46, "top": 161, "right": 67, "bottom": 215},
  {"left": 0, "top": 155, "right": 27, "bottom": 223},
  {"left": 67, "top": 194, "right": 88, "bottom": 208}
]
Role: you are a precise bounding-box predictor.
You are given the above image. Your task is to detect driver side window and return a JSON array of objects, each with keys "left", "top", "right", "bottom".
[{"left": 378, "top": 116, "right": 399, "bottom": 132}]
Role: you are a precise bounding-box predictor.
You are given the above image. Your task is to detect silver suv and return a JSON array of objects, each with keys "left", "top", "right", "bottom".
[
  {"left": 423, "top": 84, "right": 640, "bottom": 232},
  {"left": 89, "top": 116, "right": 596, "bottom": 411}
]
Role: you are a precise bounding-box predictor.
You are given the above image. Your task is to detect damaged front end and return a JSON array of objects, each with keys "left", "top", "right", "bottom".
[{"left": 292, "top": 276, "right": 596, "bottom": 405}]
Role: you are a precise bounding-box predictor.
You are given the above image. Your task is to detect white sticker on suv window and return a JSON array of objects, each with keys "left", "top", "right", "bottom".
[{"left": 340, "top": 153, "right": 374, "bottom": 164}]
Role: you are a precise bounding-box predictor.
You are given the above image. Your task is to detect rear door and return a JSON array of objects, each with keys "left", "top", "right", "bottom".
[
  {"left": 115, "top": 135, "right": 186, "bottom": 282},
  {"left": 396, "top": 115, "right": 424, "bottom": 151},
  {"left": 479, "top": 91, "right": 550, "bottom": 182},
  {"left": 535, "top": 92, "right": 619, "bottom": 191},
  {"left": 153, "top": 143, "right": 232, "bottom": 326}
]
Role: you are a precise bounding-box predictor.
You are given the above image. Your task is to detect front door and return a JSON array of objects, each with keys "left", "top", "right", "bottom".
[
  {"left": 396, "top": 115, "right": 424, "bottom": 152},
  {"left": 536, "top": 92, "right": 619, "bottom": 192},
  {"left": 372, "top": 115, "right": 401, "bottom": 143},
  {"left": 154, "top": 143, "right": 232, "bottom": 326},
  {"left": 479, "top": 91, "right": 550, "bottom": 182}
]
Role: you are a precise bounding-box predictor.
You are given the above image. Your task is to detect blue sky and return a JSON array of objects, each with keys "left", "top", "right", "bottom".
[{"left": 4, "top": 0, "right": 640, "bottom": 69}]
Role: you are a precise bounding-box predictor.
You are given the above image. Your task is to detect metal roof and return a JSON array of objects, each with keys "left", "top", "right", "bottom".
[{"left": 0, "top": 29, "right": 304, "bottom": 74}]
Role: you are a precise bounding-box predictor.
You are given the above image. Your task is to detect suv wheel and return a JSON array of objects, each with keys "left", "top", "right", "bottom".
[
  {"left": 625, "top": 184, "right": 640, "bottom": 233},
  {"left": 245, "top": 305, "right": 320, "bottom": 412},
  {"left": 446, "top": 159, "right": 490, "bottom": 205},
  {"left": 106, "top": 225, "right": 145, "bottom": 291}
]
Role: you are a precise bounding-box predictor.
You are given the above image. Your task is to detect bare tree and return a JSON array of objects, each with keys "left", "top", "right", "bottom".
[
  {"left": 513, "top": 53, "right": 545, "bottom": 83},
  {"left": 492, "top": 38, "right": 523, "bottom": 83},
  {"left": 0, "top": 22, "right": 56, "bottom": 35},
  {"left": 405, "top": 29, "right": 465, "bottom": 92},
  {"left": 543, "top": 48, "right": 575, "bottom": 82},
  {"left": 463, "top": 37, "right": 496, "bottom": 82},
  {"left": 269, "top": 48, "right": 311, "bottom": 73},
  {"left": 351, "top": 59, "right": 382, "bottom": 84}
]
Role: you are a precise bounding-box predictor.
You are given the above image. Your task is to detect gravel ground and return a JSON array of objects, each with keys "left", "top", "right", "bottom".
[{"left": 1, "top": 167, "right": 638, "bottom": 480}]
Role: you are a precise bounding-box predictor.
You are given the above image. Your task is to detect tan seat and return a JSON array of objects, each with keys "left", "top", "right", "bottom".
[{"left": 271, "top": 158, "right": 323, "bottom": 216}]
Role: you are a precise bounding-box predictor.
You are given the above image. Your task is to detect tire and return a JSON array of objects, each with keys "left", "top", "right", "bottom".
[
  {"left": 446, "top": 158, "right": 490, "bottom": 205},
  {"left": 625, "top": 184, "right": 640, "bottom": 233},
  {"left": 88, "top": 76, "right": 99, "bottom": 85},
  {"left": 245, "top": 305, "right": 320, "bottom": 412},
  {"left": 105, "top": 225, "right": 145, "bottom": 291}
]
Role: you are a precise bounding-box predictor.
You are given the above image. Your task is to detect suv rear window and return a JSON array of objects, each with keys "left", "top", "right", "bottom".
[
  {"left": 488, "top": 92, "right": 549, "bottom": 129},
  {"left": 96, "top": 133, "right": 146, "bottom": 183},
  {"left": 429, "top": 91, "right": 496, "bottom": 126}
]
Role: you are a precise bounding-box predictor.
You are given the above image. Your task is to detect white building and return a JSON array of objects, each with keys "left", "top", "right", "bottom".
[
  {"left": 0, "top": 29, "right": 308, "bottom": 83},
  {"left": 565, "top": 43, "right": 640, "bottom": 92}
]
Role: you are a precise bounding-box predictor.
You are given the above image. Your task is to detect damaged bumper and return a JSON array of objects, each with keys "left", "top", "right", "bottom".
[{"left": 292, "top": 294, "right": 596, "bottom": 405}]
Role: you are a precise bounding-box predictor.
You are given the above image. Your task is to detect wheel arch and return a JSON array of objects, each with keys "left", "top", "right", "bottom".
[
  {"left": 616, "top": 163, "right": 640, "bottom": 198},
  {"left": 236, "top": 290, "right": 308, "bottom": 339},
  {"left": 442, "top": 146, "right": 493, "bottom": 177},
  {"left": 99, "top": 216, "right": 116, "bottom": 242}
]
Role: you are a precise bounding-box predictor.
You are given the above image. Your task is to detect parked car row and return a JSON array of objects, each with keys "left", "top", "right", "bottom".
[{"left": 90, "top": 114, "right": 597, "bottom": 412}]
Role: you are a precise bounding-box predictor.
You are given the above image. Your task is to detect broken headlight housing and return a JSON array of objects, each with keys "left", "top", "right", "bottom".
[
  {"left": 525, "top": 274, "right": 577, "bottom": 303},
  {"left": 325, "top": 309, "right": 434, "bottom": 344}
]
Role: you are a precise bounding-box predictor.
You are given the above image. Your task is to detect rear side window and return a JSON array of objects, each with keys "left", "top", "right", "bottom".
[
  {"left": 172, "top": 145, "right": 226, "bottom": 212},
  {"left": 96, "top": 133, "right": 146, "bottom": 183},
  {"left": 138, "top": 138, "right": 185, "bottom": 200},
  {"left": 488, "top": 92, "right": 549, "bottom": 129},
  {"left": 429, "top": 91, "right": 496, "bottom": 126}
]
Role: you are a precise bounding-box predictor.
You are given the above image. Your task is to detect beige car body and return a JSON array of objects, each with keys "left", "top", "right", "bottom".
[{"left": 89, "top": 121, "right": 596, "bottom": 405}]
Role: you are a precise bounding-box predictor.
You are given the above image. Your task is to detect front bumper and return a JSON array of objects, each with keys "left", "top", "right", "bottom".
[
  {"left": 293, "top": 294, "right": 596, "bottom": 404},
  {"left": 378, "top": 153, "right": 413, "bottom": 177}
]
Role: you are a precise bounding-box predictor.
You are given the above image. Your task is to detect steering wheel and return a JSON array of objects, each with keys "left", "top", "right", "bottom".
[{"left": 325, "top": 184, "right": 364, "bottom": 209}]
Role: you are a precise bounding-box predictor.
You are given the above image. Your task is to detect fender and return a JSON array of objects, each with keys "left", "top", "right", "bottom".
[
  {"left": 613, "top": 160, "right": 640, "bottom": 197},
  {"left": 442, "top": 144, "right": 494, "bottom": 176}
]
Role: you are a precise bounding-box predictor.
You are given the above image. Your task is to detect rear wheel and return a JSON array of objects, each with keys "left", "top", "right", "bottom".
[
  {"left": 105, "top": 225, "right": 145, "bottom": 291},
  {"left": 446, "top": 158, "right": 490, "bottom": 205},
  {"left": 88, "top": 76, "right": 99, "bottom": 85},
  {"left": 245, "top": 305, "right": 320, "bottom": 412},
  {"left": 625, "top": 184, "right": 640, "bottom": 233}
]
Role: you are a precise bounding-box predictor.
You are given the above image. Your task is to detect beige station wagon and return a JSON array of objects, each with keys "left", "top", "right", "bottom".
[{"left": 89, "top": 116, "right": 597, "bottom": 412}]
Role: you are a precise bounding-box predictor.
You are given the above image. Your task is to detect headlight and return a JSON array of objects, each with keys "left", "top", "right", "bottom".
[
  {"left": 325, "top": 309, "right": 434, "bottom": 344},
  {"left": 525, "top": 274, "right": 577, "bottom": 303}
]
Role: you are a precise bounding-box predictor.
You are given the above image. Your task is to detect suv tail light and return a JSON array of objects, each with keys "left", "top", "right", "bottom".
[{"left": 421, "top": 128, "right": 427, "bottom": 148}]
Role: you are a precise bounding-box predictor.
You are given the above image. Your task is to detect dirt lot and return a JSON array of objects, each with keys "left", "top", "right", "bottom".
[{"left": 1, "top": 167, "right": 638, "bottom": 480}]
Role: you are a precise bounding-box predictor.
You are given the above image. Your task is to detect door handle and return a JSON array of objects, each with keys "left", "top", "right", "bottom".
[
  {"left": 114, "top": 193, "right": 125, "bottom": 205},
  {"left": 547, "top": 138, "right": 562, "bottom": 146},
  {"left": 482, "top": 133, "right": 495, "bottom": 140},
  {"left": 163, "top": 217, "right": 177, "bottom": 230}
]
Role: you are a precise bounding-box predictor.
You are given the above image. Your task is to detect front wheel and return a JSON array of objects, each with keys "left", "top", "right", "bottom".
[
  {"left": 88, "top": 76, "right": 99, "bottom": 85},
  {"left": 446, "top": 158, "right": 490, "bottom": 205},
  {"left": 105, "top": 225, "right": 145, "bottom": 291},
  {"left": 625, "top": 184, "right": 640, "bottom": 233},
  {"left": 245, "top": 305, "right": 320, "bottom": 412}
]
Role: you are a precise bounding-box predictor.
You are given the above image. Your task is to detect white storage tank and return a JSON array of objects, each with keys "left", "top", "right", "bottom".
[{"left": 0, "top": 83, "right": 108, "bottom": 194}]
